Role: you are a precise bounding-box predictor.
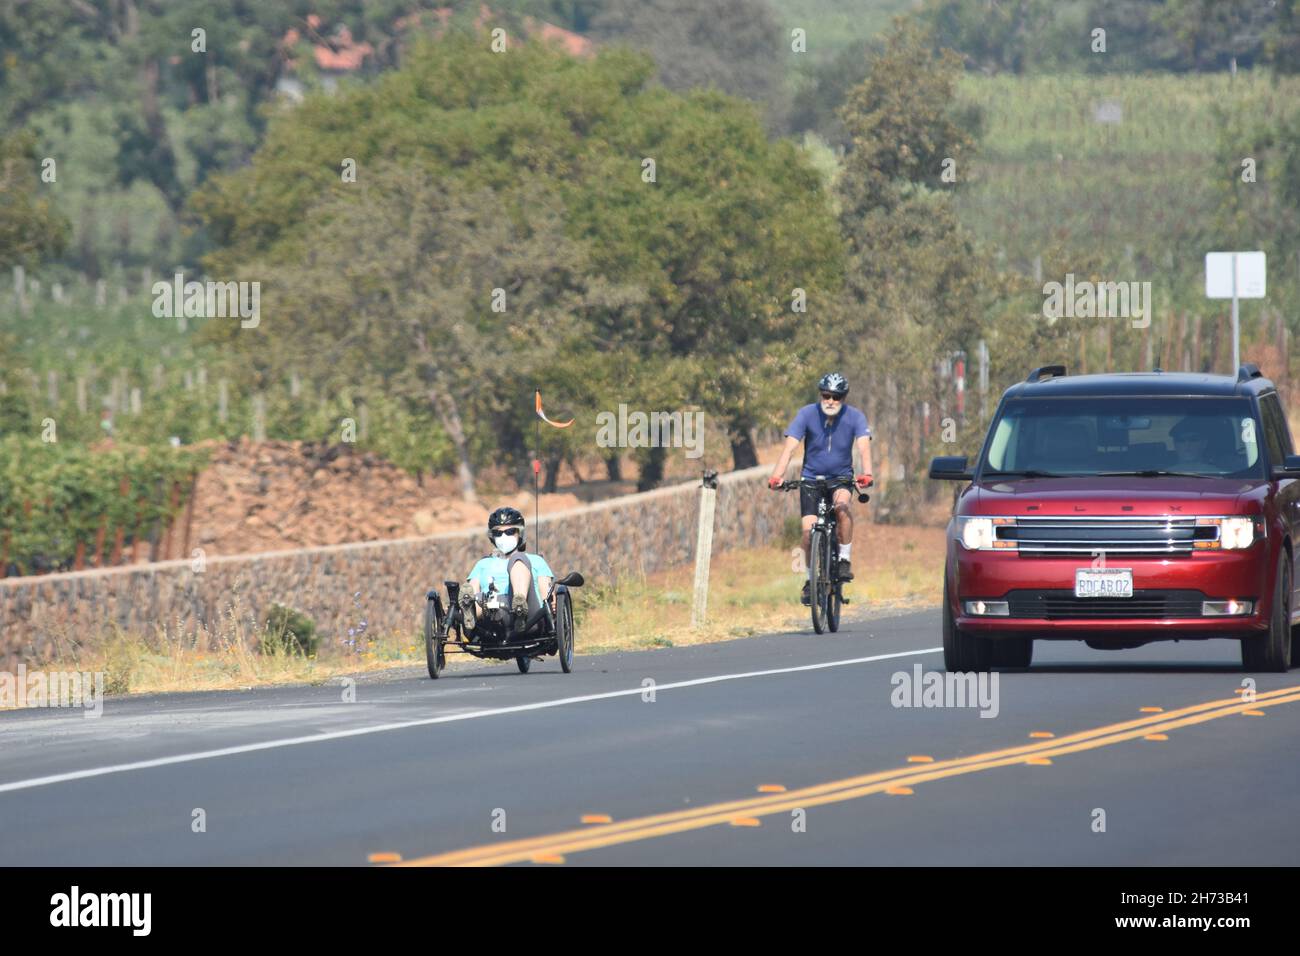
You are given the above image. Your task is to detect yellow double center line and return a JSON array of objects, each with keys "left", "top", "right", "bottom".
[{"left": 393, "top": 684, "right": 1300, "bottom": 867}]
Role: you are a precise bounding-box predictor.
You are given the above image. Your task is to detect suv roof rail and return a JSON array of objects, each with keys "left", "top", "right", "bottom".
[
  {"left": 1237, "top": 363, "right": 1263, "bottom": 382},
  {"left": 1025, "top": 365, "right": 1066, "bottom": 383}
]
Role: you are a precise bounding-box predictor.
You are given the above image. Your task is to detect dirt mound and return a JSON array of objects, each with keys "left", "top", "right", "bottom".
[{"left": 189, "top": 439, "right": 581, "bottom": 557}]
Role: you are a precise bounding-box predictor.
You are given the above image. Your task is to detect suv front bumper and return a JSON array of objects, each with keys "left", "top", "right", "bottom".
[{"left": 950, "top": 547, "right": 1271, "bottom": 636}]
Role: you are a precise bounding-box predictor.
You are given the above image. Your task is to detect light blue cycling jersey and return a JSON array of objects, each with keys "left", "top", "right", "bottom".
[{"left": 468, "top": 551, "right": 554, "bottom": 603}]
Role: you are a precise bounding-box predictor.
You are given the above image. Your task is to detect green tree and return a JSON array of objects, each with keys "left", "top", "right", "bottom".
[
  {"left": 921, "top": 0, "right": 1050, "bottom": 74},
  {"left": 196, "top": 35, "right": 844, "bottom": 482},
  {"left": 1083, "top": 0, "right": 1280, "bottom": 72},
  {"left": 1152, "top": 0, "right": 1277, "bottom": 70},
  {"left": 588, "top": 0, "right": 788, "bottom": 126},
  {"left": 837, "top": 19, "right": 978, "bottom": 215},
  {"left": 1268, "top": 0, "right": 1300, "bottom": 73},
  {"left": 831, "top": 18, "right": 998, "bottom": 496},
  {"left": 208, "top": 168, "right": 592, "bottom": 502},
  {"left": 0, "top": 131, "right": 69, "bottom": 269}
]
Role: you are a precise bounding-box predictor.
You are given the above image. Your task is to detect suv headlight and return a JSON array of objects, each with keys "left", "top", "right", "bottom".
[
  {"left": 1195, "top": 516, "right": 1260, "bottom": 550},
  {"left": 1219, "top": 517, "right": 1256, "bottom": 549},
  {"left": 956, "top": 516, "right": 993, "bottom": 550}
]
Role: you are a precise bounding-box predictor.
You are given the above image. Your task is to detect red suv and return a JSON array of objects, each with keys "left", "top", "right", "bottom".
[{"left": 930, "top": 364, "right": 1300, "bottom": 672}]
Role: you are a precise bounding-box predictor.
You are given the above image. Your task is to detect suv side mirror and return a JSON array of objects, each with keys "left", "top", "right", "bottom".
[
  {"left": 929, "top": 456, "right": 972, "bottom": 481},
  {"left": 1273, "top": 454, "right": 1300, "bottom": 478}
]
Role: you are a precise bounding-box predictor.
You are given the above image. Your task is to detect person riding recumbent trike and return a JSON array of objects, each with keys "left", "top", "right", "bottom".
[{"left": 424, "top": 507, "right": 583, "bottom": 678}]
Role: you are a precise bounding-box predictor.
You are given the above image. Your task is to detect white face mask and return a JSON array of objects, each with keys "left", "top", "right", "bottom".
[{"left": 493, "top": 532, "right": 519, "bottom": 554}]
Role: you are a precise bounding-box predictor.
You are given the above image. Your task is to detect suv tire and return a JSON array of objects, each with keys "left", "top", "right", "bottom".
[
  {"left": 943, "top": 576, "right": 991, "bottom": 672},
  {"left": 990, "top": 635, "right": 1033, "bottom": 669},
  {"left": 1242, "top": 554, "right": 1293, "bottom": 672}
]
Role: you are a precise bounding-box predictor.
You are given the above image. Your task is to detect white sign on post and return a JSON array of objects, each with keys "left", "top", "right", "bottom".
[
  {"left": 1205, "top": 251, "right": 1266, "bottom": 299},
  {"left": 1205, "top": 251, "right": 1266, "bottom": 372}
]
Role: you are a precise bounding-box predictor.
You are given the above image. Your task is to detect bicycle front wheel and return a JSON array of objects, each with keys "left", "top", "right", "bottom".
[{"left": 809, "top": 528, "right": 828, "bottom": 634}]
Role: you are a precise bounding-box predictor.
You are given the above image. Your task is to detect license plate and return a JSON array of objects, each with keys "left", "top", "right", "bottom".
[{"left": 1074, "top": 569, "right": 1133, "bottom": 598}]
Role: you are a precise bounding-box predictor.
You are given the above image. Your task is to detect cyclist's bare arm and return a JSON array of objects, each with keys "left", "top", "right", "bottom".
[
  {"left": 855, "top": 435, "right": 873, "bottom": 479},
  {"left": 769, "top": 435, "right": 802, "bottom": 486}
]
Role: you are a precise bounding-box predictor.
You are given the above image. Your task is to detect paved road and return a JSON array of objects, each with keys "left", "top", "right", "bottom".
[{"left": 1, "top": 607, "right": 1296, "bottom": 866}]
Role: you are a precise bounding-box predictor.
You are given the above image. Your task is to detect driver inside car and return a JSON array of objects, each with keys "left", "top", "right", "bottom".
[
  {"left": 459, "top": 507, "right": 554, "bottom": 636},
  {"left": 1169, "top": 419, "right": 1222, "bottom": 472}
]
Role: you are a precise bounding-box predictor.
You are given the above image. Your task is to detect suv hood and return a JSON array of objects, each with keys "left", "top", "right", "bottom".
[{"left": 967, "top": 476, "right": 1264, "bottom": 516}]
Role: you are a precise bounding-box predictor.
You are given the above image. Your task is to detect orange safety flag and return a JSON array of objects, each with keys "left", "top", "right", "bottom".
[{"left": 535, "top": 390, "right": 574, "bottom": 428}]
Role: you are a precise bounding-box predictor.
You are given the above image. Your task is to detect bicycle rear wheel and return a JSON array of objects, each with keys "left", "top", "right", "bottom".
[{"left": 810, "top": 529, "right": 829, "bottom": 634}]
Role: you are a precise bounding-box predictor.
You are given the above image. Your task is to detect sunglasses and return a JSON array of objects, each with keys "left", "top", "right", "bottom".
[
  {"left": 491, "top": 528, "right": 520, "bottom": 537},
  {"left": 820, "top": 392, "right": 844, "bottom": 401}
]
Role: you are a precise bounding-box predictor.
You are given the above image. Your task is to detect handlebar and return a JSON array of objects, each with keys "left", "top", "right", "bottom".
[{"left": 774, "top": 478, "right": 871, "bottom": 503}]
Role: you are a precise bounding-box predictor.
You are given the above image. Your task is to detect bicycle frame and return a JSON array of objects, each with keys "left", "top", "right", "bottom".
[{"left": 807, "top": 478, "right": 846, "bottom": 575}]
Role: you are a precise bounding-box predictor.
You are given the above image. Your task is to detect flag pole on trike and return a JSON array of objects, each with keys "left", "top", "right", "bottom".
[{"left": 534, "top": 390, "right": 575, "bottom": 555}]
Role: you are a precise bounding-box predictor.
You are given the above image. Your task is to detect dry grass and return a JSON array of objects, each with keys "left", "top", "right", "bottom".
[
  {"left": 9, "top": 522, "right": 946, "bottom": 702},
  {"left": 574, "top": 522, "right": 944, "bottom": 653},
  {"left": 6, "top": 593, "right": 429, "bottom": 702}
]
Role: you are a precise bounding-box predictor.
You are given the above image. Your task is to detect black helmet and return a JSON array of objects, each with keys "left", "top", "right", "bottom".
[
  {"left": 487, "top": 506, "right": 526, "bottom": 546},
  {"left": 818, "top": 372, "right": 849, "bottom": 397}
]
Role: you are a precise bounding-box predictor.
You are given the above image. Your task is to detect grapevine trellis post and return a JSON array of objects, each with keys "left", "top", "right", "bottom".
[{"left": 252, "top": 394, "right": 267, "bottom": 441}]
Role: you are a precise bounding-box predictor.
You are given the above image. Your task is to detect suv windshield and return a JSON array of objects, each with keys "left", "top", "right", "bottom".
[{"left": 980, "top": 396, "right": 1264, "bottom": 479}]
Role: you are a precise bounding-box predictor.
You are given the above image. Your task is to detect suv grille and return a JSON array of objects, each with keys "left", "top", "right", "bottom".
[
  {"left": 999, "top": 516, "right": 1217, "bottom": 555},
  {"left": 1005, "top": 589, "right": 1207, "bottom": 619}
]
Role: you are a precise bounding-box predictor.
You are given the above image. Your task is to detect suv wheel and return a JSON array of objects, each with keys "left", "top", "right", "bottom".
[
  {"left": 990, "top": 635, "right": 1033, "bottom": 669},
  {"left": 1293, "top": 600, "right": 1300, "bottom": 664},
  {"left": 1242, "top": 554, "right": 1293, "bottom": 672},
  {"left": 943, "top": 576, "right": 991, "bottom": 672}
]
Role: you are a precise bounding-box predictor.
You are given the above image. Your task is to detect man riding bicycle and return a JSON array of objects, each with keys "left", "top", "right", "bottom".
[
  {"left": 767, "top": 372, "right": 873, "bottom": 605},
  {"left": 459, "top": 506, "right": 555, "bottom": 636}
]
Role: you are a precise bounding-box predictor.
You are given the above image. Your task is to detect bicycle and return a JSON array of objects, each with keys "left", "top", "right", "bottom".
[{"left": 778, "top": 477, "right": 870, "bottom": 634}]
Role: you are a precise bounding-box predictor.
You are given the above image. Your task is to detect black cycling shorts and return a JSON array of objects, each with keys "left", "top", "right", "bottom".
[{"left": 799, "top": 478, "right": 855, "bottom": 518}]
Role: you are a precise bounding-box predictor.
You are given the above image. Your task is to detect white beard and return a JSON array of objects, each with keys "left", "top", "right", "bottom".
[{"left": 821, "top": 402, "right": 842, "bottom": 417}]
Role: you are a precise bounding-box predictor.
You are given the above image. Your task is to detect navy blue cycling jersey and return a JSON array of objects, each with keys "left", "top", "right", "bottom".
[{"left": 785, "top": 403, "right": 871, "bottom": 479}]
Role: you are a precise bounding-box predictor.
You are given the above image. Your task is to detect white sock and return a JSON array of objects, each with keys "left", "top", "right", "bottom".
[
  {"left": 839, "top": 543, "right": 851, "bottom": 561},
  {"left": 805, "top": 562, "right": 811, "bottom": 580}
]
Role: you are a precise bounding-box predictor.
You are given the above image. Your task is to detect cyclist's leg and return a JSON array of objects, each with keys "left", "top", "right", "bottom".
[
  {"left": 507, "top": 555, "right": 533, "bottom": 606},
  {"left": 506, "top": 553, "right": 544, "bottom": 631},
  {"left": 831, "top": 485, "right": 853, "bottom": 542},
  {"left": 798, "top": 482, "right": 820, "bottom": 573},
  {"left": 459, "top": 577, "right": 481, "bottom": 631},
  {"left": 830, "top": 484, "right": 854, "bottom": 579},
  {"left": 797, "top": 483, "right": 820, "bottom": 602}
]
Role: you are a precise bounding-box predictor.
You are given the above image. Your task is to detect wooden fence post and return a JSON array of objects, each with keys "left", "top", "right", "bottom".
[
  {"left": 252, "top": 394, "right": 267, "bottom": 442},
  {"left": 691, "top": 470, "right": 719, "bottom": 629}
]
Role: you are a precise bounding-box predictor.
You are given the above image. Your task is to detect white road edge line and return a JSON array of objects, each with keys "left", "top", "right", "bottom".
[{"left": 0, "top": 647, "right": 942, "bottom": 795}]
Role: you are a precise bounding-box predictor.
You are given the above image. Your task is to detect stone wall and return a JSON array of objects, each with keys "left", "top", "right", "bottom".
[{"left": 1, "top": 465, "right": 790, "bottom": 665}]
